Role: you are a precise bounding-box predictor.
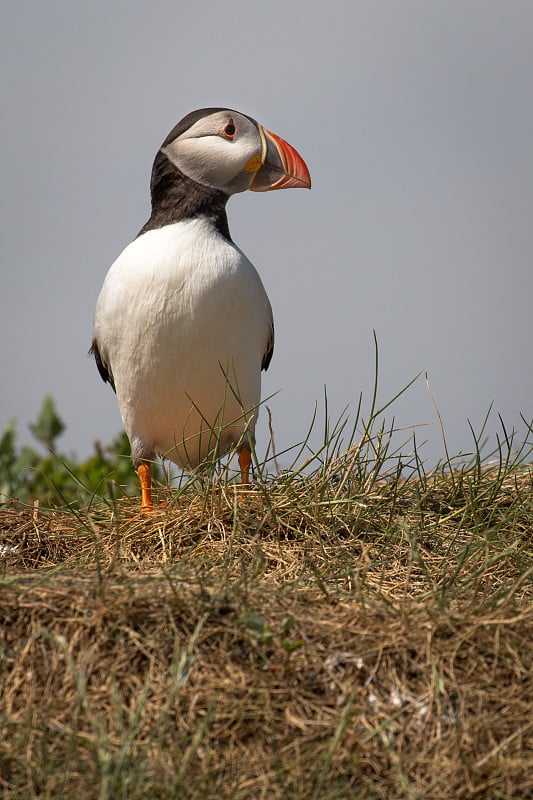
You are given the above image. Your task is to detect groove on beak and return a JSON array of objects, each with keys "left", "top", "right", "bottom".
[{"left": 251, "top": 127, "right": 311, "bottom": 192}]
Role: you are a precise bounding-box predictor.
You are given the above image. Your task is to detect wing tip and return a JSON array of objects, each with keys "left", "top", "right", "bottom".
[{"left": 90, "top": 338, "right": 116, "bottom": 392}]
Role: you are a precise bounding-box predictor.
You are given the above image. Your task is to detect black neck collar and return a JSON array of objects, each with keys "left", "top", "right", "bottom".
[{"left": 137, "top": 150, "right": 232, "bottom": 240}]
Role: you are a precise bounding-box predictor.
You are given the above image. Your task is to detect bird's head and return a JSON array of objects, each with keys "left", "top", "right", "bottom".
[{"left": 159, "top": 108, "right": 311, "bottom": 196}]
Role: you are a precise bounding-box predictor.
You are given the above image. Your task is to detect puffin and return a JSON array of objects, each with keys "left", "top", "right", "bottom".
[{"left": 91, "top": 107, "right": 311, "bottom": 509}]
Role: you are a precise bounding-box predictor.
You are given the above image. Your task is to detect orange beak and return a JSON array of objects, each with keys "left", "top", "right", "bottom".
[{"left": 250, "top": 126, "right": 311, "bottom": 192}]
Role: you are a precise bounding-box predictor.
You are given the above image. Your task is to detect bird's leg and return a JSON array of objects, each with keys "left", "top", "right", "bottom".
[
  {"left": 137, "top": 461, "right": 153, "bottom": 511},
  {"left": 238, "top": 444, "right": 252, "bottom": 487}
]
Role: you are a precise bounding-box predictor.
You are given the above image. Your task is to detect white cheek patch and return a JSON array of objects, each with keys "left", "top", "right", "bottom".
[{"left": 162, "top": 137, "right": 254, "bottom": 190}]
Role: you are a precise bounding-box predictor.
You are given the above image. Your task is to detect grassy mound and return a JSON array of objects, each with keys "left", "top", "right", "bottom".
[{"left": 1, "top": 449, "right": 532, "bottom": 799}]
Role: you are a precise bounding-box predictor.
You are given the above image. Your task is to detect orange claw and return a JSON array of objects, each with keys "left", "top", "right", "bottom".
[
  {"left": 238, "top": 445, "right": 252, "bottom": 487},
  {"left": 137, "top": 461, "right": 153, "bottom": 511}
]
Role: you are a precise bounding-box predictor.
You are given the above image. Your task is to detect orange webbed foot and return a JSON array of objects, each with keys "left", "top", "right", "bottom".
[{"left": 137, "top": 461, "right": 153, "bottom": 511}]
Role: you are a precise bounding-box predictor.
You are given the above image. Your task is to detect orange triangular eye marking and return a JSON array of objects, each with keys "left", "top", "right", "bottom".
[{"left": 220, "top": 117, "right": 236, "bottom": 140}]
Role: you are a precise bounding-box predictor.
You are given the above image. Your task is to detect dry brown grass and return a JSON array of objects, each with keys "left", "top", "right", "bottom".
[{"left": 1, "top": 462, "right": 532, "bottom": 799}]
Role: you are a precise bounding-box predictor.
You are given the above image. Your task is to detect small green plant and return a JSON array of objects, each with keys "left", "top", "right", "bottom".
[
  {"left": 0, "top": 395, "right": 147, "bottom": 507},
  {"left": 238, "top": 612, "right": 305, "bottom": 663}
]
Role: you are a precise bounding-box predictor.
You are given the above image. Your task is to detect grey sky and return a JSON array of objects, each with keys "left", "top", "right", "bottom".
[{"left": 1, "top": 1, "right": 533, "bottom": 471}]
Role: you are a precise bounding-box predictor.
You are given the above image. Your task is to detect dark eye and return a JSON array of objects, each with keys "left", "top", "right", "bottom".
[{"left": 220, "top": 118, "right": 236, "bottom": 139}]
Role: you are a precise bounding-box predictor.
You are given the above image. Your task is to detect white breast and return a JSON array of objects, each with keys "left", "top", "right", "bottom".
[{"left": 93, "top": 217, "right": 273, "bottom": 468}]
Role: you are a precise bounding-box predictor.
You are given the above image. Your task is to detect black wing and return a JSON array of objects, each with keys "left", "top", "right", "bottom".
[
  {"left": 261, "top": 319, "right": 274, "bottom": 372},
  {"left": 89, "top": 339, "right": 116, "bottom": 392}
]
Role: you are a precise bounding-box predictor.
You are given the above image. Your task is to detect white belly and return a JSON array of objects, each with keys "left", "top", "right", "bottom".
[{"left": 93, "top": 217, "right": 273, "bottom": 468}]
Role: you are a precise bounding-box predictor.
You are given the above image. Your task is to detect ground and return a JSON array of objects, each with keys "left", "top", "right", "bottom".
[{"left": 1, "top": 458, "right": 532, "bottom": 799}]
